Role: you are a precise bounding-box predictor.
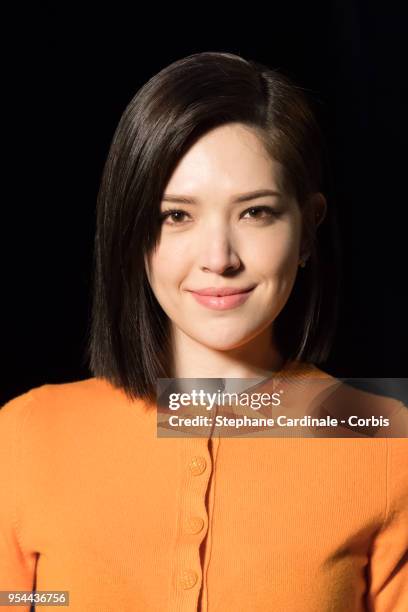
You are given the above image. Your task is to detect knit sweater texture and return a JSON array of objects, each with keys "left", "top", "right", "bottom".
[{"left": 1, "top": 363, "right": 407, "bottom": 611}]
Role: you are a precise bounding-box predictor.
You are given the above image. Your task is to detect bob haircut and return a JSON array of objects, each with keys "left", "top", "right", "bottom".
[{"left": 85, "top": 51, "right": 342, "bottom": 404}]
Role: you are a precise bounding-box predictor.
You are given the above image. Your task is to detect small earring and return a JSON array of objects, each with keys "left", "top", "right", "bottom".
[{"left": 299, "top": 253, "right": 309, "bottom": 268}]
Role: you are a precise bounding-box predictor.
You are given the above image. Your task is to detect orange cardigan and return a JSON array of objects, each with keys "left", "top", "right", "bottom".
[{"left": 1, "top": 364, "right": 407, "bottom": 611}]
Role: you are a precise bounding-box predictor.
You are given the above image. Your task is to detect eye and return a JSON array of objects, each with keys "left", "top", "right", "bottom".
[
  {"left": 241, "top": 205, "right": 279, "bottom": 220},
  {"left": 160, "top": 209, "right": 191, "bottom": 225},
  {"left": 159, "top": 205, "right": 280, "bottom": 226}
]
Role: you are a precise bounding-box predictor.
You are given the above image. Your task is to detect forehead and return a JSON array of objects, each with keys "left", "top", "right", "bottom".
[{"left": 164, "top": 122, "right": 283, "bottom": 194}]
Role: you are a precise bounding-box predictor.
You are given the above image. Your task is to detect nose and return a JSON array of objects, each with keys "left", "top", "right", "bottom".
[{"left": 198, "top": 224, "right": 241, "bottom": 274}]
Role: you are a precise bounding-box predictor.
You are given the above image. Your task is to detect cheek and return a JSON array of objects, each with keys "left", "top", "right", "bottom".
[
  {"left": 255, "top": 225, "right": 301, "bottom": 273},
  {"left": 146, "top": 241, "right": 188, "bottom": 291}
]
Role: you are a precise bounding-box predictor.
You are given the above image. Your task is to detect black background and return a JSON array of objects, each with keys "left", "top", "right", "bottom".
[{"left": 2, "top": 2, "right": 407, "bottom": 405}]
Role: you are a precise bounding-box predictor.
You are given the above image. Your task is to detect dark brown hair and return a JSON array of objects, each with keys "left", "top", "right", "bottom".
[{"left": 85, "top": 51, "right": 342, "bottom": 403}]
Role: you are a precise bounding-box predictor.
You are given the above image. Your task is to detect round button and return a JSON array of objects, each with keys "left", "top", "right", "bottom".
[
  {"left": 189, "top": 456, "right": 207, "bottom": 476},
  {"left": 186, "top": 516, "right": 205, "bottom": 534},
  {"left": 179, "top": 569, "right": 198, "bottom": 589}
]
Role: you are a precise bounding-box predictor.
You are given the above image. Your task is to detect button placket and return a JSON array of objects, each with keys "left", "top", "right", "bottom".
[
  {"left": 189, "top": 455, "right": 207, "bottom": 476},
  {"left": 186, "top": 515, "right": 205, "bottom": 535},
  {"left": 179, "top": 568, "right": 198, "bottom": 590},
  {"left": 172, "top": 436, "right": 213, "bottom": 610}
]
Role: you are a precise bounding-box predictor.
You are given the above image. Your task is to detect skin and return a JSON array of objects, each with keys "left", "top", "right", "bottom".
[{"left": 145, "top": 122, "right": 326, "bottom": 379}]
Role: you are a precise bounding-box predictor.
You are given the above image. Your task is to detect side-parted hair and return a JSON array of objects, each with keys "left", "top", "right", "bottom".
[{"left": 85, "top": 51, "right": 342, "bottom": 403}]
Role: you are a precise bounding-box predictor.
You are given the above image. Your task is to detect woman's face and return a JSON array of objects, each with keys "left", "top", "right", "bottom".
[{"left": 144, "top": 122, "right": 305, "bottom": 353}]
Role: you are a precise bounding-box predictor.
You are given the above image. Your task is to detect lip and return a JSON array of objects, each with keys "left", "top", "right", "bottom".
[
  {"left": 189, "top": 286, "right": 256, "bottom": 296},
  {"left": 188, "top": 286, "right": 256, "bottom": 311}
]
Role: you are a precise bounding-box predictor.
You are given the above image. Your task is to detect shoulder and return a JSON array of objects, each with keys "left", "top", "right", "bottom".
[
  {"left": 0, "top": 377, "right": 141, "bottom": 431},
  {"left": 1, "top": 377, "right": 104, "bottom": 416},
  {"left": 311, "top": 364, "right": 407, "bottom": 434},
  {"left": 302, "top": 366, "right": 408, "bottom": 501},
  {"left": 0, "top": 377, "right": 151, "bottom": 464}
]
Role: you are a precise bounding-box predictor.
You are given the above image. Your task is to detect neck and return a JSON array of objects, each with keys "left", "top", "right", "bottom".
[{"left": 169, "top": 324, "right": 287, "bottom": 380}]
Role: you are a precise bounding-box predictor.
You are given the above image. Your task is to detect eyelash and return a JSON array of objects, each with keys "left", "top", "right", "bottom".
[{"left": 159, "top": 205, "right": 280, "bottom": 225}]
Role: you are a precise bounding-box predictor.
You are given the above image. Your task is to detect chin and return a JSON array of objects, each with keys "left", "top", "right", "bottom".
[{"left": 197, "top": 332, "right": 254, "bottom": 352}]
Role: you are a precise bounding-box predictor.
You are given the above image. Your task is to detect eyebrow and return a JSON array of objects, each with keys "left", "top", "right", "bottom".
[{"left": 162, "top": 189, "right": 282, "bottom": 204}]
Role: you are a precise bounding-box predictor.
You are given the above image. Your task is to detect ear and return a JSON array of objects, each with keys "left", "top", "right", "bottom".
[
  {"left": 312, "top": 192, "right": 327, "bottom": 228},
  {"left": 300, "top": 192, "right": 327, "bottom": 258}
]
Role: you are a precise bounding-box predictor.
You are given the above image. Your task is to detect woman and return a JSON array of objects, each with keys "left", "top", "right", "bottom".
[{"left": 1, "top": 51, "right": 407, "bottom": 611}]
